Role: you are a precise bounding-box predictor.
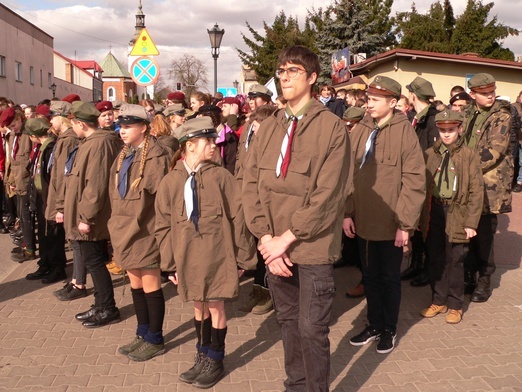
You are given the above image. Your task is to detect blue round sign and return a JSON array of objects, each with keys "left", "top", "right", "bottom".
[{"left": 131, "top": 57, "right": 160, "bottom": 86}]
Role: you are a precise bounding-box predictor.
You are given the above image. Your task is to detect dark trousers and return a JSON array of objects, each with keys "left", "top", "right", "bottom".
[
  {"left": 253, "top": 249, "right": 267, "bottom": 287},
  {"left": 465, "top": 214, "right": 497, "bottom": 277},
  {"left": 358, "top": 237, "right": 402, "bottom": 332},
  {"left": 42, "top": 221, "right": 67, "bottom": 270},
  {"left": 77, "top": 240, "right": 115, "bottom": 310},
  {"left": 267, "top": 264, "right": 335, "bottom": 392},
  {"left": 19, "top": 193, "right": 35, "bottom": 250},
  {"left": 71, "top": 240, "right": 87, "bottom": 285},
  {"left": 426, "top": 204, "right": 468, "bottom": 310}
]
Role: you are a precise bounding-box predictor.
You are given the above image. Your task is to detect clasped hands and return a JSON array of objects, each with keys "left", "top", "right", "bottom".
[{"left": 258, "top": 230, "right": 297, "bottom": 278}]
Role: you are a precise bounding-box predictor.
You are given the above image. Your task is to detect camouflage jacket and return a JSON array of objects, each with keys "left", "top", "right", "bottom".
[{"left": 462, "top": 100, "right": 513, "bottom": 214}]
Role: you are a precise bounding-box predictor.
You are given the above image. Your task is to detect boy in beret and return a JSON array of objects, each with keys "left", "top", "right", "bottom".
[
  {"left": 64, "top": 101, "right": 123, "bottom": 327},
  {"left": 345, "top": 75, "right": 425, "bottom": 354},
  {"left": 461, "top": 73, "right": 513, "bottom": 302},
  {"left": 96, "top": 101, "right": 115, "bottom": 130}
]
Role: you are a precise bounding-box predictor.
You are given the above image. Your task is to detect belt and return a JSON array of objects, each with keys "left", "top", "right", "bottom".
[{"left": 432, "top": 197, "right": 452, "bottom": 206}]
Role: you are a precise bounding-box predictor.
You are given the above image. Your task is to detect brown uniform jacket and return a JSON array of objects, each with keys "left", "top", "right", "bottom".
[
  {"left": 64, "top": 129, "right": 123, "bottom": 241},
  {"left": 6, "top": 132, "right": 33, "bottom": 196},
  {"left": 234, "top": 118, "right": 253, "bottom": 186},
  {"left": 346, "top": 113, "right": 426, "bottom": 241},
  {"left": 108, "top": 138, "right": 171, "bottom": 270},
  {"left": 242, "top": 99, "right": 352, "bottom": 264},
  {"left": 155, "top": 160, "right": 256, "bottom": 302},
  {"left": 420, "top": 137, "right": 484, "bottom": 243},
  {"left": 462, "top": 100, "right": 513, "bottom": 214},
  {"left": 45, "top": 128, "right": 79, "bottom": 220}
]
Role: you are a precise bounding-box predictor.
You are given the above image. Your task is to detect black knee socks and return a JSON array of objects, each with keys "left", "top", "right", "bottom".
[
  {"left": 145, "top": 288, "right": 165, "bottom": 334},
  {"left": 131, "top": 287, "right": 149, "bottom": 327},
  {"left": 195, "top": 317, "right": 212, "bottom": 350},
  {"left": 210, "top": 326, "right": 227, "bottom": 353}
]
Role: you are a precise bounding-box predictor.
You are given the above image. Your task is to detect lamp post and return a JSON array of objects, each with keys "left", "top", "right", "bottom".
[
  {"left": 207, "top": 23, "right": 225, "bottom": 95},
  {"left": 233, "top": 79, "right": 239, "bottom": 94},
  {"left": 50, "top": 83, "right": 57, "bottom": 98}
]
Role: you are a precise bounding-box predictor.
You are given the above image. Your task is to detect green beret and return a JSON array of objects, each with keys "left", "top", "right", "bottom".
[
  {"left": 342, "top": 106, "right": 366, "bottom": 122},
  {"left": 406, "top": 76, "right": 436, "bottom": 100},
  {"left": 178, "top": 117, "right": 218, "bottom": 144},
  {"left": 248, "top": 84, "right": 273, "bottom": 98},
  {"left": 71, "top": 101, "right": 100, "bottom": 124},
  {"left": 367, "top": 75, "right": 401, "bottom": 98},
  {"left": 25, "top": 118, "right": 51, "bottom": 137},
  {"left": 435, "top": 109, "right": 463, "bottom": 129},
  {"left": 468, "top": 73, "right": 496, "bottom": 93}
]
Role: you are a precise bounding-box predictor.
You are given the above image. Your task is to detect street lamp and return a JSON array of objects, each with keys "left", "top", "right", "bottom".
[
  {"left": 233, "top": 79, "right": 239, "bottom": 93},
  {"left": 207, "top": 23, "right": 225, "bottom": 95},
  {"left": 50, "top": 83, "right": 56, "bottom": 98}
]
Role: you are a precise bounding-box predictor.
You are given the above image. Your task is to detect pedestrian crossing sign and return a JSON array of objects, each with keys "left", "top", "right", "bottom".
[{"left": 130, "top": 28, "right": 160, "bottom": 56}]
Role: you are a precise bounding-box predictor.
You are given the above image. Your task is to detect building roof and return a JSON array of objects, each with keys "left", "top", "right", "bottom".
[
  {"left": 54, "top": 50, "right": 98, "bottom": 80},
  {"left": 350, "top": 48, "right": 522, "bottom": 73},
  {"left": 99, "top": 52, "right": 131, "bottom": 78},
  {"left": 74, "top": 60, "right": 103, "bottom": 73}
]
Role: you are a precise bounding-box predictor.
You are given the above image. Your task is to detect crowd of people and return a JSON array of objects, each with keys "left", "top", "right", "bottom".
[{"left": 0, "top": 44, "right": 521, "bottom": 391}]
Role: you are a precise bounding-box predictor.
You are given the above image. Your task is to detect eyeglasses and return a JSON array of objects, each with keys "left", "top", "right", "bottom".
[{"left": 275, "top": 67, "right": 306, "bottom": 79}]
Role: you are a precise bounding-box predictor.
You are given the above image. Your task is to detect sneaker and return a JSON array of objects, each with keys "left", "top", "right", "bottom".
[
  {"left": 251, "top": 286, "right": 273, "bottom": 315},
  {"left": 420, "top": 304, "right": 448, "bottom": 318},
  {"left": 179, "top": 352, "right": 207, "bottom": 384},
  {"left": 376, "top": 329, "right": 396, "bottom": 354},
  {"left": 55, "top": 282, "right": 87, "bottom": 301},
  {"left": 349, "top": 325, "right": 381, "bottom": 346},
  {"left": 127, "top": 341, "right": 165, "bottom": 362},
  {"left": 192, "top": 357, "right": 225, "bottom": 389},
  {"left": 446, "top": 309, "right": 463, "bottom": 324},
  {"left": 118, "top": 336, "right": 144, "bottom": 355}
]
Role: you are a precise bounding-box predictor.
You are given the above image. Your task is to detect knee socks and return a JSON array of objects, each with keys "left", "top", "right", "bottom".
[
  {"left": 131, "top": 287, "right": 149, "bottom": 337},
  {"left": 195, "top": 317, "right": 212, "bottom": 354},
  {"left": 144, "top": 288, "right": 165, "bottom": 344},
  {"left": 208, "top": 327, "right": 227, "bottom": 360}
]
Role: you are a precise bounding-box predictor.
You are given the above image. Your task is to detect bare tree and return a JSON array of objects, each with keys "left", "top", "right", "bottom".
[{"left": 168, "top": 54, "right": 209, "bottom": 99}]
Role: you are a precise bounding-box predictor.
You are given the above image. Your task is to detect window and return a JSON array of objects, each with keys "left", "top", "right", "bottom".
[
  {"left": 107, "top": 87, "right": 115, "bottom": 100},
  {"left": 40, "top": 69, "right": 43, "bottom": 87},
  {"left": 0, "top": 56, "right": 6, "bottom": 77},
  {"left": 48, "top": 72, "right": 51, "bottom": 88},
  {"left": 15, "top": 61, "right": 22, "bottom": 82},
  {"left": 29, "top": 66, "right": 34, "bottom": 85}
]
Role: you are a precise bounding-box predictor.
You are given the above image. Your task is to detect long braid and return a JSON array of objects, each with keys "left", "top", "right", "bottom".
[
  {"left": 115, "top": 144, "right": 130, "bottom": 189},
  {"left": 169, "top": 141, "right": 186, "bottom": 171},
  {"left": 130, "top": 133, "right": 150, "bottom": 190}
]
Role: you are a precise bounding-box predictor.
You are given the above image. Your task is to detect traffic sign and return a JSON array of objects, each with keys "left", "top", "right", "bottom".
[
  {"left": 131, "top": 57, "right": 160, "bottom": 86},
  {"left": 130, "top": 28, "right": 160, "bottom": 56},
  {"left": 217, "top": 87, "right": 237, "bottom": 97}
]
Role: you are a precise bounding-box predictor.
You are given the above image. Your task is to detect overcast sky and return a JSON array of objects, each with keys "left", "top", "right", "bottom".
[{"left": 4, "top": 0, "right": 522, "bottom": 93}]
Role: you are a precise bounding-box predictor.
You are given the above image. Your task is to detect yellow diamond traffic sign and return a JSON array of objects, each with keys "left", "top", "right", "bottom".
[{"left": 130, "top": 28, "right": 160, "bottom": 56}]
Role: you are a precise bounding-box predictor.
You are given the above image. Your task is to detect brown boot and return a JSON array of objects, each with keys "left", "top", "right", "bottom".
[
  {"left": 446, "top": 309, "right": 463, "bottom": 324},
  {"left": 420, "top": 304, "right": 448, "bottom": 318},
  {"left": 239, "top": 284, "right": 261, "bottom": 312},
  {"left": 345, "top": 283, "right": 365, "bottom": 298},
  {"left": 252, "top": 286, "right": 273, "bottom": 315},
  {"left": 106, "top": 259, "right": 123, "bottom": 275}
]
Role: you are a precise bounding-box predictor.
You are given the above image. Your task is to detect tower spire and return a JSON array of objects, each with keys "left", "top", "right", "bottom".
[{"left": 129, "top": 1, "right": 145, "bottom": 45}]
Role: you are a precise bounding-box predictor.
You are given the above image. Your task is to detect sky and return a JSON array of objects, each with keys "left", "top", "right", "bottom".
[{"left": 4, "top": 0, "right": 522, "bottom": 93}]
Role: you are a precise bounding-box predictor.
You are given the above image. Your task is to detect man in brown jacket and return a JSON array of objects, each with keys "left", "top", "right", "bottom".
[
  {"left": 344, "top": 76, "right": 425, "bottom": 354},
  {"left": 243, "top": 46, "right": 352, "bottom": 392},
  {"left": 64, "top": 101, "right": 123, "bottom": 328}
]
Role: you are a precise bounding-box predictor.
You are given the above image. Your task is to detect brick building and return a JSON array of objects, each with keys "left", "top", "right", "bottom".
[{"left": 100, "top": 51, "right": 136, "bottom": 102}]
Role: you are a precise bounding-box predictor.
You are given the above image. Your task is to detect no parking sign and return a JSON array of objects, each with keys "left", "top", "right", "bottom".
[{"left": 130, "top": 57, "right": 160, "bottom": 87}]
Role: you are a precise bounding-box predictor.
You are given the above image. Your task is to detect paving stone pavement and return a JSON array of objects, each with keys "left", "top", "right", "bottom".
[{"left": 0, "top": 193, "right": 521, "bottom": 392}]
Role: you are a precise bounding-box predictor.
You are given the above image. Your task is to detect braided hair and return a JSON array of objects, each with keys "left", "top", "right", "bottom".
[{"left": 115, "top": 130, "right": 151, "bottom": 193}]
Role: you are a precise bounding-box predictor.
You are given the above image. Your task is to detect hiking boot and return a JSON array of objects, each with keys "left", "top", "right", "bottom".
[
  {"left": 179, "top": 352, "right": 207, "bottom": 384},
  {"left": 192, "top": 357, "right": 225, "bottom": 389},
  {"left": 376, "top": 329, "right": 397, "bottom": 354},
  {"left": 239, "top": 285, "right": 261, "bottom": 312},
  {"left": 106, "top": 260, "right": 123, "bottom": 275},
  {"left": 55, "top": 282, "right": 87, "bottom": 301},
  {"left": 252, "top": 286, "right": 273, "bottom": 315},
  {"left": 345, "top": 282, "right": 365, "bottom": 298},
  {"left": 118, "top": 336, "right": 144, "bottom": 355},
  {"left": 446, "top": 309, "right": 463, "bottom": 324},
  {"left": 513, "top": 183, "right": 522, "bottom": 193},
  {"left": 11, "top": 249, "right": 36, "bottom": 263},
  {"left": 349, "top": 325, "right": 381, "bottom": 346},
  {"left": 420, "top": 304, "right": 448, "bottom": 318},
  {"left": 42, "top": 268, "right": 67, "bottom": 284},
  {"left": 471, "top": 275, "right": 492, "bottom": 303},
  {"left": 127, "top": 341, "right": 165, "bottom": 362},
  {"left": 26, "top": 265, "right": 50, "bottom": 280}
]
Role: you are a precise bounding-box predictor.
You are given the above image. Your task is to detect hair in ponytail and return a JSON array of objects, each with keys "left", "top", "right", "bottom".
[
  {"left": 115, "top": 129, "right": 151, "bottom": 192},
  {"left": 169, "top": 141, "right": 187, "bottom": 171}
]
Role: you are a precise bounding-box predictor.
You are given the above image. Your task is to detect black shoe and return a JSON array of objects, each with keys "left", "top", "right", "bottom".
[
  {"left": 376, "top": 329, "right": 397, "bottom": 354},
  {"left": 75, "top": 305, "right": 100, "bottom": 321},
  {"left": 400, "top": 265, "right": 420, "bottom": 281},
  {"left": 410, "top": 272, "right": 430, "bottom": 287},
  {"left": 10, "top": 229, "right": 22, "bottom": 238},
  {"left": 192, "top": 357, "right": 225, "bottom": 389},
  {"left": 0, "top": 225, "right": 9, "bottom": 234},
  {"left": 55, "top": 282, "right": 88, "bottom": 301},
  {"left": 179, "top": 352, "right": 208, "bottom": 384},
  {"left": 42, "top": 268, "right": 67, "bottom": 284},
  {"left": 82, "top": 307, "right": 120, "bottom": 328},
  {"left": 332, "top": 258, "right": 349, "bottom": 269},
  {"left": 11, "top": 250, "right": 37, "bottom": 263},
  {"left": 26, "top": 266, "right": 50, "bottom": 280},
  {"left": 349, "top": 325, "right": 381, "bottom": 346},
  {"left": 513, "top": 183, "right": 522, "bottom": 193},
  {"left": 470, "top": 276, "right": 491, "bottom": 303}
]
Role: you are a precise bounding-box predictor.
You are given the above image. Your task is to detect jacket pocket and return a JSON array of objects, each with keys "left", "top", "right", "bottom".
[{"left": 307, "top": 276, "right": 336, "bottom": 326}]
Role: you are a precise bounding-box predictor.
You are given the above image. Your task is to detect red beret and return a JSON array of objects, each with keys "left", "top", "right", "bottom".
[
  {"left": 222, "top": 97, "right": 241, "bottom": 106},
  {"left": 167, "top": 91, "right": 185, "bottom": 101},
  {"left": 96, "top": 101, "right": 113, "bottom": 112},
  {"left": 36, "top": 104, "right": 51, "bottom": 118},
  {"left": 0, "top": 107, "right": 16, "bottom": 128},
  {"left": 62, "top": 94, "right": 81, "bottom": 104}
]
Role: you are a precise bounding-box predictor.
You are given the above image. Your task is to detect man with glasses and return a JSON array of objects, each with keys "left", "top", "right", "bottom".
[
  {"left": 461, "top": 73, "right": 513, "bottom": 303},
  {"left": 243, "top": 46, "right": 351, "bottom": 392}
]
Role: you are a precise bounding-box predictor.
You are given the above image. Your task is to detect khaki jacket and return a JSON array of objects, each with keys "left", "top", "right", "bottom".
[
  {"left": 108, "top": 138, "right": 171, "bottom": 270},
  {"left": 45, "top": 128, "right": 79, "bottom": 220},
  {"left": 64, "top": 129, "right": 123, "bottom": 241},
  {"left": 155, "top": 161, "right": 256, "bottom": 302},
  {"left": 420, "top": 137, "right": 484, "bottom": 243},
  {"left": 242, "top": 99, "right": 352, "bottom": 264},
  {"left": 346, "top": 113, "right": 426, "bottom": 241},
  {"left": 6, "top": 132, "right": 33, "bottom": 196},
  {"left": 462, "top": 100, "right": 513, "bottom": 214}
]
